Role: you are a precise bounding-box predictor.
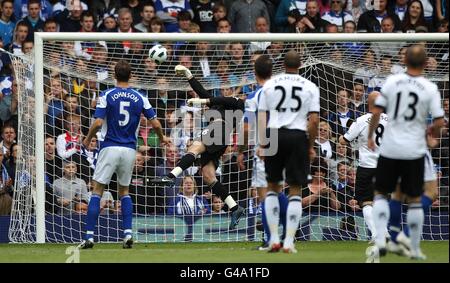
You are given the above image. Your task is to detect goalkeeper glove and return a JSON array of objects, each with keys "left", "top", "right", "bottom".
[
  {"left": 175, "top": 65, "right": 193, "bottom": 80},
  {"left": 187, "top": 98, "right": 208, "bottom": 107}
]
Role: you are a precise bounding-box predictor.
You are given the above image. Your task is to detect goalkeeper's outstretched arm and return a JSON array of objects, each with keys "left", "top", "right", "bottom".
[
  {"left": 176, "top": 65, "right": 245, "bottom": 111},
  {"left": 208, "top": 96, "right": 244, "bottom": 111},
  {"left": 188, "top": 76, "right": 213, "bottom": 99},
  {"left": 186, "top": 95, "right": 245, "bottom": 110},
  {"left": 175, "top": 65, "right": 212, "bottom": 99}
]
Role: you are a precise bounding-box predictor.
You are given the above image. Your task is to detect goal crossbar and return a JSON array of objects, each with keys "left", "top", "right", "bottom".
[{"left": 35, "top": 32, "right": 449, "bottom": 42}]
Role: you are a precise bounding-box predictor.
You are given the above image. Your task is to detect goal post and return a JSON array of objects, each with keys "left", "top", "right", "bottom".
[
  {"left": 8, "top": 32, "right": 449, "bottom": 243},
  {"left": 34, "top": 34, "right": 46, "bottom": 244}
]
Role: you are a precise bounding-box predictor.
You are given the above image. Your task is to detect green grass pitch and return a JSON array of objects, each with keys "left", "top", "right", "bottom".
[{"left": 0, "top": 241, "right": 448, "bottom": 263}]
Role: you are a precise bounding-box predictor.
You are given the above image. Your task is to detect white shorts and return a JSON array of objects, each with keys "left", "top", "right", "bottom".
[
  {"left": 93, "top": 146, "right": 137, "bottom": 186},
  {"left": 424, "top": 150, "right": 436, "bottom": 182},
  {"left": 251, "top": 155, "right": 267, "bottom": 188}
]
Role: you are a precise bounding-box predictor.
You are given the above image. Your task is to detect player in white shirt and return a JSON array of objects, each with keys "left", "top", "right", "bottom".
[
  {"left": 367, "top": 45, "right": 445, "bottom": 260},
  {"left": 242, "top": 54, "right": 288, "bottom": 251},
  {"left": 341, "top": 91, "right": 439, "bottom": 257},
  {"left": 386, "top": 134, "right": 440, "bottom": 257},
  {"left": 339, "top": 91, "right": 388, "bottom": 243},
  {"left": 258, "top": 50, "right": 320, "bottom": 253}
]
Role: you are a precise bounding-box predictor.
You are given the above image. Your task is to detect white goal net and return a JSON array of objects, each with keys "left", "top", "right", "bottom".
[{"left": 6, "top": 33, "right": 449, "bottom": 243}]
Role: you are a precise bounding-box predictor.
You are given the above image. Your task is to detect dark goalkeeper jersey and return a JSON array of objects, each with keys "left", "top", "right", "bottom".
[{"left": 188, "top": 77, "right": 245, "bottom": 128}]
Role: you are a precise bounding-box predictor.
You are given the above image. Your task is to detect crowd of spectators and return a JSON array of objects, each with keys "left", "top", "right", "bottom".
[{"left": 0, "top": 0, "right": 448, "bottom": 221}]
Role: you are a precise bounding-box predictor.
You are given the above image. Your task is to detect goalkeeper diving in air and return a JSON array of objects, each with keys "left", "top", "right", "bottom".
[{"left": 150, "top": 65, "right": 246, "bottom": 229}]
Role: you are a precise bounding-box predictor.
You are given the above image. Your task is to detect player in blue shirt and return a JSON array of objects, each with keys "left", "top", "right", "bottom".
[{"left": 78, "top": 60, "right": 170, "bottom": 249}]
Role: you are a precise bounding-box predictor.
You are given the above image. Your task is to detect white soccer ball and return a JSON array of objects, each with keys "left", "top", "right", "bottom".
[{"left": 148, "top": 44, "right": 168, "bottom": 64}]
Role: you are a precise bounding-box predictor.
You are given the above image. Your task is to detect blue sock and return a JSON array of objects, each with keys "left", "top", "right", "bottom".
[
  {"left": 121, "top": 195, "right": 133, "bottom": 237},
  {"left": 278, "top": 192, "right": 289, "bottom": 239},
  {"left": 388, "top": 199, "right": 402, "bottom": 243},
  {"left": 403, "top": 224, "right": 410, "bottom": 237},
  {"left": 85, "top": 194, "right": 101, "bottom": 240},
  {"left": 261, "top": 200, "right": 270, "bottom": 244},
  {"left": 421, "top": 195, "right": 432, "bottom": 212}
]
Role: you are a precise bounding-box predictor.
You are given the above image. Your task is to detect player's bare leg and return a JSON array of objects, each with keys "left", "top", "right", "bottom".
[
  {"left": 423, "top": 179, "right": 438, "bottom": 208},
  {"left": 257, "top": 188, "right": 268, "bottom": 201},
  {"left": 257, "top": 187, "right": 268, "bottom": 242},
  {"left": 256, "top": 187, "right": 267, "bottom": 228},
  {"left": 282, "top": 185, "right": 302, "bottom": 254},
  {"left": 78, "top": 181, "right": 105, "bottom": 249},
  {"left": 118, "top": 186, "right": 133, "bottom": 249},
  {"left": 202, "top": 161, "right": 245, "bottom": 229},
  {"left": 265, "top": 182, "right": 283, "bottom": 252}
]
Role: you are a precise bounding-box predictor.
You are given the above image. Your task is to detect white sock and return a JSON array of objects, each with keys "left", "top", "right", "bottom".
[
  {"left": 284, "top": 195, "right": 302, "bottom": 249},
  {"left": 264, "top": 192, "right": 280, "bottom": 244},
  {"left": 362, "top": 205, "right": 376, "bottom": 240},
  {"left": 224, "top": 195, "right": 237, "bottom": 209},
  {"left": 86, "top": 231, "right": 94, "bottom": 241},
  {"left": 407, "top": 203, "right": 424, "bottom": 254},
  {"left": 170, "top": 167, "right": 183, "bottom": 178},
  {"left": 372, "top": 195, "right": 389, "bottom": 248}
]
